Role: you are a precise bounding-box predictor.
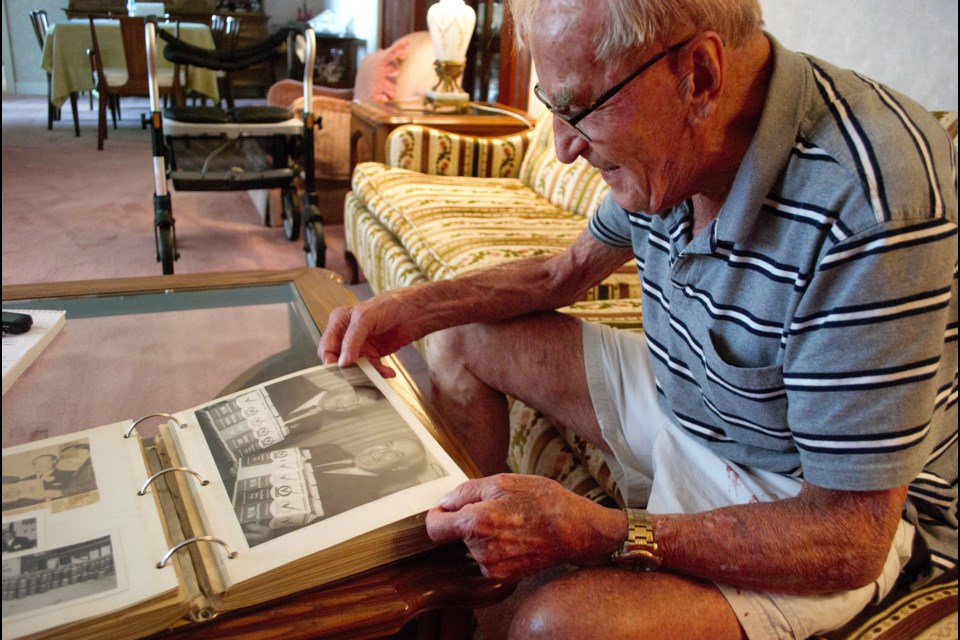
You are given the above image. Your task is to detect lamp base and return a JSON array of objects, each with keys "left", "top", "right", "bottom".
[
  {"left": 425, "top": 89, "right": 471, "bottom": 111},
  {"left": 427, "top": 60, "right": 470, "bottom": 111}
]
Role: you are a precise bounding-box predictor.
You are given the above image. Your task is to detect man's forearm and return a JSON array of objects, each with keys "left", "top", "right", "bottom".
[
  {"left": 389, "top": 233, "right": 632, "bottom": 338},
  {"left": 652, "top": 483, "right": 908, "bottom": 594}
]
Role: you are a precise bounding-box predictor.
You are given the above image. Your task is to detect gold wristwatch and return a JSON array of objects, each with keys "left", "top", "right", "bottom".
[{"left": 611, "top": 508, "right": 662, "bottom": 570}]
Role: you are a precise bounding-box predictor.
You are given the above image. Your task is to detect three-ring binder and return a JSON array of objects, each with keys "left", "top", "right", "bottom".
[
  {"left": 138, "top": 466, "right": 210, "bottom": 495},
  {"left": 156, "top": 536, "right": 238, "bottom": 569},
  {"left": 124, "top": 412, "right": 187, "bottom": 438}
]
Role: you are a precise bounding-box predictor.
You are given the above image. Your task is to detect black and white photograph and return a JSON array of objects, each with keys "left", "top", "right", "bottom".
[
  {"left": 1, "top": 535, "right": 117, "bottom": 619},
  {"left": 1, "top": 439, "right": 99, "bottom": 516},
  {"left": 1, "top": 518, "right": 40, "bottom": 556},
  {"left": 194, "top": 365, "right": 449, "bottom": 547}
]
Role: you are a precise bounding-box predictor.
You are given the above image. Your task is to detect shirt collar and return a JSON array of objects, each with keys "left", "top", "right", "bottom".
[{"left": 714, "top": 34, "right": 811, "bottom": 247}]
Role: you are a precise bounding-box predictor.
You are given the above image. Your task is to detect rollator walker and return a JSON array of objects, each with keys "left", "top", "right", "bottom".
[{"left": 145, "top": 19, "right": 325, "bottom": 274}]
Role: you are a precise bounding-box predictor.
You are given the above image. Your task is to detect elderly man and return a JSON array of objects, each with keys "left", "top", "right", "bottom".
[{"left": 320, "top": 0, "right": 957, "bottom": 637}]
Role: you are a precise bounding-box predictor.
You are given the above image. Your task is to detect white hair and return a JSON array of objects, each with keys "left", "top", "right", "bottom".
[{"left": 507, "top": 0, "right": 762, "bottom": 62}]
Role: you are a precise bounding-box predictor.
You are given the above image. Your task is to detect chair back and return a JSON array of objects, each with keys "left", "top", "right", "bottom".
[
  {"left": 89, "top": 15, "right": 152, "bottom": 96},
  {"left": 222, "top": 16, "right": 241, "bottom": 51},
  {"left": 211, "top": 14, "right": 226, "bottom": 47},
  {"left": 29, "top": 10, "right": 49, "bottom": 51},
  {"left": 210, "top": 14, "right": 240, "bottom": 51}
]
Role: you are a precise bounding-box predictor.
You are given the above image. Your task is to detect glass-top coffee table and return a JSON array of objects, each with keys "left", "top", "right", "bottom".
[{"left": 2, "top": 268, "right": 509, "bottom": 638}]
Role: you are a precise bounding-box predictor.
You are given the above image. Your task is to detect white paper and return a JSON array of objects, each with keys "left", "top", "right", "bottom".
[{"left": 2, "top": 309, "right": 66, "bottom": 395}]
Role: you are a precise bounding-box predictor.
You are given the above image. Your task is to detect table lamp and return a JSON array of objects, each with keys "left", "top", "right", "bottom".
[{"left": 426, "top": 0, "right": 477, "bottom": 111}]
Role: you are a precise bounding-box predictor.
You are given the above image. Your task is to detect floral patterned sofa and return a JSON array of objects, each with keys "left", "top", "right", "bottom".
[{"left": 343, "top": 110, "right": 958, "bottom": 639}]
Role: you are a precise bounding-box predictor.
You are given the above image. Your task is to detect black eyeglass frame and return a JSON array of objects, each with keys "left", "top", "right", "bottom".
[{"left": 534, "top": 38, "right": 693, "bottom": 141}]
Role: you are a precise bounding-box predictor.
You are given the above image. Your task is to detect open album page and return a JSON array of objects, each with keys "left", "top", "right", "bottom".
[
  {"left": 2, "top": 422, "right": 180, "bottom": 640},
  {"left": 165, "top": 361, "right": 470, "bottom": 590}
]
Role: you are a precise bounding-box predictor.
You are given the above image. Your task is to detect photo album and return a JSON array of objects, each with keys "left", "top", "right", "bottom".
[{"left": 1, "top": 361, "right": 469, "bottom": 640}]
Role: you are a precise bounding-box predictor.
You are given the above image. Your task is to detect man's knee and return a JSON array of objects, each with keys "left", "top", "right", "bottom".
[
  {"left": 425, "top": 319, "right": 534, "bottom": 396},
  {"left": 426, "top": 312, "right": 584, "bottom": 395},
  {"left": 425, "top": 324, "right": 495, "bottom": 396},
  {"left": 424, "top": 324, "right": 476, "bottom": 371}
]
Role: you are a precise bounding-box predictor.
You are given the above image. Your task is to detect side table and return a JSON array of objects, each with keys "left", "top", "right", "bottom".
[{"left": 350, "top": 100, "right": 534, "bottom": 173}]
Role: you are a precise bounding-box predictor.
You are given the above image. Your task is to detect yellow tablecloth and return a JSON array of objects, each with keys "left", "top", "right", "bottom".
[{"left": 41, "top": 20, "right": 219, "bottom": 108}]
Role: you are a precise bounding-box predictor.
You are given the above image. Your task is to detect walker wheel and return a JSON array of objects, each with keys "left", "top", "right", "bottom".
[
  {"left": 281, "top": 187, "right": 301, "bottom": 241},
  {"left": 304, "top": 219, "right": 325, "bottom": 269},
  {"left": 157, "top": 225, "right": 177, "bottom": 275}
]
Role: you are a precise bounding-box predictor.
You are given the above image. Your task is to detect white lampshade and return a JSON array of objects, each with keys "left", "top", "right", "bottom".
[{"left": 427, "top": 0, "right": 477, "bottom": 63}]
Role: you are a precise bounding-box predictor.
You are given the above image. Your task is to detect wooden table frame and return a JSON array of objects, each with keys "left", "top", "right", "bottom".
[{"left": 2, "top": 269, "right": 511, "bottom": 639}]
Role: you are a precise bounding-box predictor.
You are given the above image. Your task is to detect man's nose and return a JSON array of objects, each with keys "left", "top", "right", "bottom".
[{"left": 553, "top": 117, "right": 589, "bottom": 164}]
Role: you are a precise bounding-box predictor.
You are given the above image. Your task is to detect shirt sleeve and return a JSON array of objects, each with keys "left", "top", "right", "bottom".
[{"left": 588, "top": 194, "right": 635, "bottom": 248}]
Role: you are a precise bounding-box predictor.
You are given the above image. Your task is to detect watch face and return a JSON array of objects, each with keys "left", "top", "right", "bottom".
[{"left": 614, "top": 548, "right": 661, "bottom": 571}]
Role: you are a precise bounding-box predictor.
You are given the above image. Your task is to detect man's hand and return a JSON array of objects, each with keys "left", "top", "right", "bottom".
[
  {"left": 319, "top": 293, "right": 422, "bottom": 378},
  {"left": 425, "top": 474, "right": 626, "bottom": 582}
]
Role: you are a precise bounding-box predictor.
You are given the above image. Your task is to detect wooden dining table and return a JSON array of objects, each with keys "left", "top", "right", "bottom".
[{"left": 40, "top": 19, "right": 220, "bottom": 109}]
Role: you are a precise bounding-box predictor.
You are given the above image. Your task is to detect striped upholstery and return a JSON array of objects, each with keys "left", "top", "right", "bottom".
[
  {"left": 385, "top": 125, "right": 532, "bottom": 178},
  {"left": 516, "top": 119, "right": 610, "bottom": 219},
  {"left": 348, "top": 117, "right": 639, "bottom": 301}
]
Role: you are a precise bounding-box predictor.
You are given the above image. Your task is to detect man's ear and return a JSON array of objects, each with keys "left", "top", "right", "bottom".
[{"left": 685, "top": 32, "right": 724, "bottom": 121}]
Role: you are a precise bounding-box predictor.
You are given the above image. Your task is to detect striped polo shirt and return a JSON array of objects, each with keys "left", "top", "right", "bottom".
[{"left": 588, "top": 37, "right": 958, "bottom": 580}]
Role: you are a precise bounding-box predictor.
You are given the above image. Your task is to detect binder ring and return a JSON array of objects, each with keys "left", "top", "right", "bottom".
[
  {"left": 138, "top": 466, "right": 210, "bottom": 496},
  {"left": 124, "top": 412, "right": 186, "bottom": 438},
  {"left": 157, "top": 536, "right": 238, "bottom": 569}
]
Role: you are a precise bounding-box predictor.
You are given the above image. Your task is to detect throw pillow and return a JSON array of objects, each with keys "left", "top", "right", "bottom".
[{"left": 353, "top": 37, "right": 409, "bottom": 103}]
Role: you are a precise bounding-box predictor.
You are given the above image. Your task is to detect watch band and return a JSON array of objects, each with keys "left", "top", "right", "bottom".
[{"left": 611, "top": 508, "right": 662, "bottom": 570}]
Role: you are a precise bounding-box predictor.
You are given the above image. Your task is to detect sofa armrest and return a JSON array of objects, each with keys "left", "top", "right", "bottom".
[{"left": 384, "top": 124, "right": 534, "bottom": 178}]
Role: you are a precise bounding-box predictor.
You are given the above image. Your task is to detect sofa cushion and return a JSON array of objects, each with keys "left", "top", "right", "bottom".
[
  {"left": 353, "top": 36, "right": 408, "bottom": 103},
  {"left": 350, "top": 162, "right": 639, "bottom": 298},
  {"left": 393, "top": 31, "right": 441, "bottom": 101}
]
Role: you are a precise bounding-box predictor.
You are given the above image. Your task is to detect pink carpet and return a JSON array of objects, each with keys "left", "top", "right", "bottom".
[
  {"left": 1, "top": 95, "right": 351, "bottom": 286},
  {"left": 1, "top": 95, "right": 430, "bottom": 426}
]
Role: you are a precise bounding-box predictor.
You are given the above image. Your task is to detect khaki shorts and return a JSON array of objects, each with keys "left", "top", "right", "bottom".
[{"left": 582, "top": 322, "right": 915, "bottom": 639}]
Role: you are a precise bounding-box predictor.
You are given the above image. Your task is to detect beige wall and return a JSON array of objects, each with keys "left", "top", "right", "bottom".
[
  {"left": 524, "top": 1, "right": 958, "bottom": 118},
  {"left": 3, "top": 0, "right": 66, "bottom": 95},
  {"left": 759, "top": 0, "right": 957, "bottom": 110}
]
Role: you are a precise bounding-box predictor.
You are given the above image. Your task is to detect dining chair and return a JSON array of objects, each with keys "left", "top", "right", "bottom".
[
  {"left": 30, "top": 10, "right": 80, "bottom": 136},
  {"left": 88, "top": 16, "right": 182, "bottom": 150},
  {"left": 203, "top": 14, "right": 241, "bottom": 109}
]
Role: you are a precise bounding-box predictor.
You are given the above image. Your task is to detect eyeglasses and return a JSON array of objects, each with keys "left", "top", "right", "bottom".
[{"left": 533, "top": 38, "right": 692, "bottom": 141}]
